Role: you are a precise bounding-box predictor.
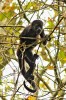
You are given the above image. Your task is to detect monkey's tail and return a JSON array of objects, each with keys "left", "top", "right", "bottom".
[
  {"left": 23, "top": 80, "right": 37, "bottom": 93},
  {"left": 22, "top": 50, "right": 37, "bottom": 93}
]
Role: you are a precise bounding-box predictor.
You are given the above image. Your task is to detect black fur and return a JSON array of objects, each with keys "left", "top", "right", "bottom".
[{"left": 17, "top": 20, "right": 48, "bottom": 93}]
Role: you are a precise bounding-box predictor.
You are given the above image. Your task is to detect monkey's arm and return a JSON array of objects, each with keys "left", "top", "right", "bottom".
[
  {"left": 40, "top": 30, "right": 47, "bottom": 45},
  {"left": 40, "top": 30, "right": 51, "bottom": 45}
]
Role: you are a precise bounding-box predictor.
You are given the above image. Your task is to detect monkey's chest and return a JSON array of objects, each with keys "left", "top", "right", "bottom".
[{"left": 25, "top": 35, "right": 41, "bottom": 48}]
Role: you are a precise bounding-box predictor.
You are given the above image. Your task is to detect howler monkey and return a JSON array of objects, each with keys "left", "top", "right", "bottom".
[{"left": 17, "top": 20, "right": 50, "bottom": 93}]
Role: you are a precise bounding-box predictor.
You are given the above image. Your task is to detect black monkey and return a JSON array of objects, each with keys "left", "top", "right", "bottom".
[{"left": 17, "top": 20, "right": 50, "bottom": 93}]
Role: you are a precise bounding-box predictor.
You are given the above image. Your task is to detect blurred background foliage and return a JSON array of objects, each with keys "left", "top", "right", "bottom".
[{"left": 0, "top": 0, "right": 66, "bottom": 100}]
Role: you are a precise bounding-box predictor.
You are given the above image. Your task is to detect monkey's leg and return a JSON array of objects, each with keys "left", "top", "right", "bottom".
[
  {"left": 17, "top": 49, "right": 22, "bottom": 69},
  {"left": 17, "top": 49, "right": 26, "bottom": 75},
  {"left": 24, "top": 50, "right": 36, "bottom": 79}
]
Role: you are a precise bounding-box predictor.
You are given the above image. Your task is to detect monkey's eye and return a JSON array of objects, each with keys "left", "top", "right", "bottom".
[
  {"left": 35, "top": 25, "right": 40, "bottom": 29},
  {"left": 34, "top": 26, "right": 42, "bottom": 35},
  {"left": 35, "top": 25, "right": 39, "bottom": 29},
  {"left": 32, "top": 24, "right": 42, "bottom": 33},
  {"left": 33, "top": 25, "right": 39, "bottom": 30}
]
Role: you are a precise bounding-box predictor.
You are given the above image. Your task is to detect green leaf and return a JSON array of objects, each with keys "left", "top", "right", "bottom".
[
  {"left": 58, "top": 50, "right": 66, "bottom": 63},
  {"left": 0, "top": 70, "right": 2, "bottom": 85},
  {"left": 8, "top": 48, "right": 14, "bottom": 55},
  {"left": 47, "top": 18, "right": 54, "bottom": 28},
  {"left": 0, "top": 57, "right": 3, "bottom": 64},
  {"left": 0, "top": 13, "right": 6, "bottom": 21}
]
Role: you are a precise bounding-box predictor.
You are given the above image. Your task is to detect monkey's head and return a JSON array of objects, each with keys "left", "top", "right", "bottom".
[{"left": 31, "top": 20, "right": 43, "bottom": 35}]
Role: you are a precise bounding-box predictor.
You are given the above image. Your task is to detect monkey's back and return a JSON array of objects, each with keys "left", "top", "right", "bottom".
[{"left": 19, "top": 26, "right": 37, "bottom": 46}]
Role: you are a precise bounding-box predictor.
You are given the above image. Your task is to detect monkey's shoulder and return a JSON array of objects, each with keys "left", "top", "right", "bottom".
[
  {"left": 20, "top": 25, "right": 31, "bottom": 36},
  {"left": 20, "top": 26, "right": 35, "bottom": 38}
]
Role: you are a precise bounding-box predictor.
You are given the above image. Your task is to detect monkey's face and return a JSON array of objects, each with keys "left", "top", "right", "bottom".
[
  {"left": 31, "top": 20, "right": 43, "bottom": 35},
  {"left": 32, "top": 24, "right": 42, "bottom": 35},
  {"left": 36, "top": 25, "right": 42, "bottom": 33}
]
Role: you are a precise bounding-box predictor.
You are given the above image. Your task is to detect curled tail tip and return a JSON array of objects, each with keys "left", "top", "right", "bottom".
[{"left": 23, "top": 80, "right": 37, "bottom": 93}]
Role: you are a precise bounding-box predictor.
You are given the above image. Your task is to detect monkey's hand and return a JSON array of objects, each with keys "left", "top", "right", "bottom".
[
  {"left": 47, "top": 35, "right": 51, "bottom": 41},
  {"left": 43, "top": 35, "right": 51, "bottom": 45},
  {"left": 34, "top": 54, "right": 39, "bottom": 60}
]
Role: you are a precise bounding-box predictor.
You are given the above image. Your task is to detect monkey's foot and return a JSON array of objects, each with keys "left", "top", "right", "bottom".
[
  {"left": 34, "top": 54, "right": 39, "bottom": 60},
  {"left": 27, "top": 74, "right": 34, "bottom": 80}
]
